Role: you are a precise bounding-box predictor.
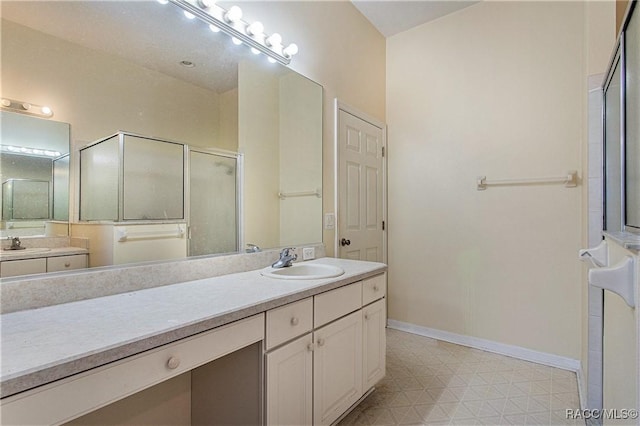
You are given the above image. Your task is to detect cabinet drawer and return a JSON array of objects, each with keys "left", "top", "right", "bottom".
[
  {"left": 47, "top": 255, "right": 88, "bottom": 272},
  {"left": 314, "top": 282, "right": 362, "bottom": 328},
  {"left": 0, "top": 258, "right": 47, "bottom": 278},
  {"left": 0, "top": 314, "right": 264, "bottom": 425},
  {"left": 362, "top": 273, "right": 386, "bottom": 306},
  {"left": 266, "top": 298, "right": 313, "bottom": 350}
]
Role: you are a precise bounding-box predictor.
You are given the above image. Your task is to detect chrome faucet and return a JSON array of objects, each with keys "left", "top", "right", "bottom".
[
  {"left": 7, "top": 236, "right": 22, "bottom": 250},
  {"left": 246, "top": 243, "right": 261, "bottom": 253},
  {"left": 272, "top": 247, "right": 297, "bottom": 268}
]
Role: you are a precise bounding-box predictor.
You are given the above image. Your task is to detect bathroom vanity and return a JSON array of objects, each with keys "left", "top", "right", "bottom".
[
  {"left": 0, "top": 256, "right": 386, "bottom": 425},
  {"left": 0, "top": 237, "right": 88, "bottom": 278}
]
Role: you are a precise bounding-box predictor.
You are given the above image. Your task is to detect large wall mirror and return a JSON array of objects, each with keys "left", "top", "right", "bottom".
[
  {"left": 1, "top": 112, "right": 70, "bottom": 237},
  {"left": 1, "top": 0, "right": 323, "bottom": 270}
]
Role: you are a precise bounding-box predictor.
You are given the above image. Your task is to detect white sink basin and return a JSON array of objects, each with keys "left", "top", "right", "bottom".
[
  {"left": 261, "top": 263, "right": 345, "bottom": 280},
  {"left": 2, "top": 247, "right": 51, "bottom": 254}
]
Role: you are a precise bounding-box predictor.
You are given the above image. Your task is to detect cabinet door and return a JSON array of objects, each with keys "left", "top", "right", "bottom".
[
  {"left": 313, "top": 311, "right": 363, "bottom": 426},
  {"left": 0, "top": 258, "right": 46, "bottom": 278},
  {"left": 266, "top": 333, "right": 313, "bottom": 426},
  {"left": 47, "top": 255, "right": 88, "bottom": 272},
  {"left": 363, "top": 298, "right": 386, "bottom": 391}
]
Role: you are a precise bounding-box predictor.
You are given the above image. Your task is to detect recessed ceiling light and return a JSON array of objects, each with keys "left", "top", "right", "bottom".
[{"left": 180, "top": 60, "right": 196, "bottom": 68}]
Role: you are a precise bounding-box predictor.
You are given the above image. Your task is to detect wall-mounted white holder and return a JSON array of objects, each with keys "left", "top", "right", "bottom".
[
  {"left": 588, "top": 256, "right": 636, "bottom": 308},
  {"left": 579, "top": 240, "right": 609, "bottom": 267},
  {"left": 116, "top": 225, "right": 186, "bottom": 242}
]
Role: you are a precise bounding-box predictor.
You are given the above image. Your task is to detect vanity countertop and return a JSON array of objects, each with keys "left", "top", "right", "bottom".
[
  {"left": 0, "top": 246, "right": 89, "bottom": 261},
  {"left": 0, "top": 257, "right": 386, "bottom": 398}
]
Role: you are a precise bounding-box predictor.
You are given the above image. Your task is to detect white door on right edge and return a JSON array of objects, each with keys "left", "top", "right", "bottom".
[{"left": 337, "top": 109, "right": 384, "bottom": 261}]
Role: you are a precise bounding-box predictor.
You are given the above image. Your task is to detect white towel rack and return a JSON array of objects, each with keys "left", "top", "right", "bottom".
[
  {"left": 477, "top": 170, "right": 577, "bottom": 191},
  {"left": 116, "top": 225, "right": 185, "bottom": 242},
  {"left": 278, "top": 188, "right": 322, "bottom": 200}
]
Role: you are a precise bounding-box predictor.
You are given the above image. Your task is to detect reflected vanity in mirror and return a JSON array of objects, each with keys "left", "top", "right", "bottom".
[
  {"left": 1, "top": 0, "right": 322, "bottom": 273},
  {"left": 0, "top": 111, "right": 70, "bottom": 237}
]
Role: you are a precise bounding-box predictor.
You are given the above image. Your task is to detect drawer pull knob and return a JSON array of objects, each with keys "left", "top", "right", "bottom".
[
  {"left": 373, "top": 285, "right": 379, "bottom": 291},
  {"left": 307, "top": 343, "right": 314, "bottom": 352},
  {"left": 364, "top": 313, "right": 370, "bottom": 321},
  {"left": 317, "top": 338, "right": 325, "bottom": 347},
  {"left": 167, "top": 356, "right": 181, "bottom": 370},
  {"left": 290, "top": 317, "right": 299, "bottom": 326},
  {"left": 64, "top": 262, "right": 71, "bottom": 267}
]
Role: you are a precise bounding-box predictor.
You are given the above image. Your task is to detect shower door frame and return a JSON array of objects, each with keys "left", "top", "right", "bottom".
[{"left": 186, "top": 146, "right": 244, "bottom": 257}]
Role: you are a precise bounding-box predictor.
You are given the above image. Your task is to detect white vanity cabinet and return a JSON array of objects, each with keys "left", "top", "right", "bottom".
[
  {"left": 313, "top": 310, "right": 363, "bottom": 425},
  {"left": 265, "top": 272, "right": 387, "bottom": 426},
  {"left": 1, "top": 254, "right": 88, "bottom": 278},
  {"left": 0, "top": 257, "right": 46, "bottom": 277},
  {"left": 47, "top": 254, "right": 88, "bottom": 273},
  {"left": 0, "top": 314, "right": 265, "bottom": 425}
]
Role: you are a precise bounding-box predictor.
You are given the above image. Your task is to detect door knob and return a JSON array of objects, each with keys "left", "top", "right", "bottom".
[{"left": 340, "top": 238, "right": 351, "bottom": 246}]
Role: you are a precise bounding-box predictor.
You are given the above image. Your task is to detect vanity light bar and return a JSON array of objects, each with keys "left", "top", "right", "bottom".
[
  {"left": 0, "top": 144, "right": 61, "bottom": 158},
  {"left": 1, "top": 98, "right": 53, "bottom": 118},
  {"left": 164, "top": 0, "right": 297, "bottom": 65}
]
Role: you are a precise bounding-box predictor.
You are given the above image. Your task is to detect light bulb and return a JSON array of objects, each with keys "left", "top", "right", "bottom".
[
  {"left": 1, "top": 99, "right": 10, "bottom": 107},
  {"left": 183, "top": 10, "right": 196, "bottom": 19},
  {"left": 197, "top": 0, "right": 214, "bottom": 8},
  {"left": 41, "top": 106, "right": 52, "bottom": 116},
  {"left": 157, "top": 0, "right": 169, "bottom": 4},
  {"left": 246, "top": 21, "right": 264, "bottom": 37},
  {"left": 232, "top": 37, "right": 242, "bottom": 46},
  {"left": 209, "top": 24, "right": 220, "bottom": 33},
  {"left": 224, "top": 6, "right": 242, "bottom": 23},
  {"left": 266, "top": 33, "right": 282, "bottom": 47},
  {"left": 283, "top": 43, "right": 298, "bottom": 58},
  {"left": 251, "top": 47, "right": 260, "bottom": 55},
  {"left": 22, "top": 103, "right": 31, "bottom": 111},
  {"left": 268, "top": 57, "right": 276, "bottom": 64}
]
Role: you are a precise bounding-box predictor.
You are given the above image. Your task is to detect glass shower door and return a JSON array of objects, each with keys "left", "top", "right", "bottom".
[{"left": 189, "top": 150, "right": 239, "bottom": 257}]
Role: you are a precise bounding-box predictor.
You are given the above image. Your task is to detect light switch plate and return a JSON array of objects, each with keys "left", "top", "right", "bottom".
[{"left": 324, "top": 213, "right": 335, "bottom": 230}]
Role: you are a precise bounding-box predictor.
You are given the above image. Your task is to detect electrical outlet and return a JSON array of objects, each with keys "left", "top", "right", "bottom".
[{"left": 302, "top": 247, "right": 315, "bottom": 260}]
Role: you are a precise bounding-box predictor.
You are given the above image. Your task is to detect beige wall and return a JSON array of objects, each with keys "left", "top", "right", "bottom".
[
  {"left": 1, "top": 20, "right": 225, "bottom": 150},
  {"left": 387, "top": 1, "right": 590, "bottom": 359},
  {"left": 235, "top": 1, "right": 386, "bottom": 256},
  {"left": 239, "top": 60, "right": 281, "bottom": 249},
  {"left": 279, "top": 72, "right": 323, "bottom": 246}
]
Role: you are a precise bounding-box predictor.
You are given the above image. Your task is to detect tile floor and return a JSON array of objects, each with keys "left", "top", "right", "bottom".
[{"left": 339, "top": 328, "right": 583, "bottom": 425}]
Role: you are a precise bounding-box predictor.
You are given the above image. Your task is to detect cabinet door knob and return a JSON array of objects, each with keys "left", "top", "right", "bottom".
[
  {"left": 167, "top": 356, "right": 181, "bottom": 370},
  {"left": 307, "top": 343, "right": 314, "bottom": 352},
  {"left": 317, "top": 338, "right": 325, "bottom": 347},
  {"left": 373, "top": 285, "right": 379, "bottom": 292},
  {"left": 64, "top": 262, "right": 71, "bottom": 267},
  {"left": 364, "top": 313, "right": 370, "bottom": 321},
  {"left": 290, "top": 317, "right": 299, "bottom": 326}
]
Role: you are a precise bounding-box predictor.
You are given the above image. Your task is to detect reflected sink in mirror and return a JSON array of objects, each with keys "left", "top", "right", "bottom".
[{"left": 261, "top": 263, "right": 345, "bottom": 280}]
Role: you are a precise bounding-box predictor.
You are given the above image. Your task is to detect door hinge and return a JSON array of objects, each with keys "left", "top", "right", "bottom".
[
  {"left": 381, "top": 146, "right": 385, "bottom": 157},
  {"left": 382, "top": 220, "right": 385, "bottom": 231}
]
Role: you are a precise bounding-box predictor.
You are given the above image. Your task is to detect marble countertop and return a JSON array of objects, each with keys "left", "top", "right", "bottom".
[
  {"left": 0, "top": 257, "right": 386, "bottom": 398},
  {"left": 0, "top": 247, "right": 89, "bottom": 261}
]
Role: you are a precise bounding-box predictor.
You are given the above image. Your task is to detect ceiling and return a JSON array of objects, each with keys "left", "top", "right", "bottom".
[
  {"left": 1, "top": 1, "right": 263, "bottom": 94},
  {"left": 351, "top": 0, "right": 479, "bottom": 37}
]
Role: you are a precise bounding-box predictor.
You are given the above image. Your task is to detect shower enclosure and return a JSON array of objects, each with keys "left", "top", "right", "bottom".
[{"left": 77, "top": 131, "right": 241, "bottom": 264}]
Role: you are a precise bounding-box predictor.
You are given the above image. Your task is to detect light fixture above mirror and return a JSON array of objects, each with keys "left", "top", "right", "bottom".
[{"left": 163, "top": 0, "right": 299, "bottom": 65}]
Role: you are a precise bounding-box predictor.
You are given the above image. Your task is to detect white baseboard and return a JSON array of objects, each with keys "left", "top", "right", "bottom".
[{"left": 387, "top": 319, "right": 582, "bottom": 373}]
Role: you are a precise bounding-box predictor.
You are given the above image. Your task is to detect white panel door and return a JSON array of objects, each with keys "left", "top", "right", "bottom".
[
  {"left": 313, "top": 311, "right": 363, "bottom": 425},
  {"left": 337, "top": 108, "right": 384, "bottom": 262}
]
